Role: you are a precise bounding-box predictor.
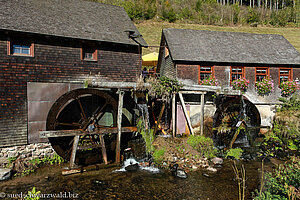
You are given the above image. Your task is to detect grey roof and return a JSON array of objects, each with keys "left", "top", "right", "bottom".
[
  {"left": 163, "top": 28, "right": 300, "bottom": 66},
  {"left": 0, "top": 0, "right": 147, "bottom": 46}
]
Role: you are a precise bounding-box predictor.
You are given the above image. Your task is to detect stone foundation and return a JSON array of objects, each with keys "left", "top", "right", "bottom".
[{"left": 0, "top": 143, "right": 55, "bottom": 167}]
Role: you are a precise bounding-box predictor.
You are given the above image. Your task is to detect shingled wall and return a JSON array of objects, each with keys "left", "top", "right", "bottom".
[{"left": 0, "top": 31, "right": 141, "bottom": 147}]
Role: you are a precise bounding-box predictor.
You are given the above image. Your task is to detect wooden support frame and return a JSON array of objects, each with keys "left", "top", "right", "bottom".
[
  {"left": 178, "top": 93, "right": 194, "bottom": 135},
  {"left": 154, "top": 103, "right": 166, "bottom": 135},
  {"left": 100, "top": 135, "right": 108, "bottom": 164},
  {"left": 115, "top": 90, "right": 124, "bottom": 164},
  {"left": 172, "top": 94, "right": 176, "bottom": 137},
  {"left": 69, "top": 135, "right": 80, "bottom": 169},
  {"left": 200, "top": 93, "right": 205, "bottom": 135}
]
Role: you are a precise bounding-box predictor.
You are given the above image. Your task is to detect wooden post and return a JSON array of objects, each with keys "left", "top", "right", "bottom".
[
  {"left": 178, "top": 93, "right": 194, "bottom": 135},
  {"left": 100, "top": 135, "right": 108, "bottom": 164},
  {"left": 69, "top": 135, "right": 80, "bottom": 169},
  {"left": 200, "top": 93, "right": 205, "bottom": 135},
  {"left": 172, "top": 94, "right": 176, "bottom": 137},
  {"left": 116, "top": 90, "right": 124, "bottom": 164},
  {"left": 153, "top": 103, "right": 165, "bottom": 135}
]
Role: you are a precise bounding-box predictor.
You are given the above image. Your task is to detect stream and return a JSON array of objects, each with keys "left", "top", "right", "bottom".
[{"left": 0, "top": 159, "right": 274, "bottom": 200}]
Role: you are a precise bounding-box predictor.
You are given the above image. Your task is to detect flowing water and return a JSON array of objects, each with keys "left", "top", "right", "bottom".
[{"left": 0, "top": 159, "right": 274, "bottom": 200}]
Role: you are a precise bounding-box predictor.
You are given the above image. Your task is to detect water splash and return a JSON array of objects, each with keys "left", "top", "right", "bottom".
[{"left": 114, "top": 158, "right": 160, "bottom": 173}]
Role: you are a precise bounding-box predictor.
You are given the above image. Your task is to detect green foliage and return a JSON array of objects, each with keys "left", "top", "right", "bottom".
[
  {"left": 187, "top": 135, "right": 217, "bottom": 158},
  {"left": 137, "top": 118, "right": 155, "bottom": 153},
  {"left": 270, "top": 9, "right": 289, "bottom": 26},
  {"left": 153, "top": 148, "right": 165, "bottom": 164},
  {"left": 278, "top": 95, "right": 300, "bottom": 111},
  {"left": 162, "top": 7, "right": 177, "bottom": 23},
  {"left": 225, "top": 148, "right": 243, "bottom": 160},
  {"left": 254, "top": 156, "right": 300, "bottom": 200},
  {"left": 122, "top": 0, "right": 156, "bottom": 20},
  {"left": 24, "top": 187, "right": 41, "bottom": 200},
  {"left": 247, "top": 7, "right": 260, "bottom": 24},
  {"left": 147, "top": 76, "right": 182, "bottom": 102}
]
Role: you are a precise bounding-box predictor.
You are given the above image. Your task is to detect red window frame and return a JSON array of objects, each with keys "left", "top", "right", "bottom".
[
  {"left": 7, "top": 40, "right": 34, "bottom": 57},
  {"left": 81, "top": 47, "right": 97, "bottom": 61},
  {"left": 279, "top": 68, "right": 293, "bottom": 84},
  {"left": 198, "top": 66, "right": 214, "bottom": 83},
  {"left": 230, "top": 66, "right": 245, "bottom": 83},
  {"left": 255, "top": 67, "right": 269, "bottom": 82}
]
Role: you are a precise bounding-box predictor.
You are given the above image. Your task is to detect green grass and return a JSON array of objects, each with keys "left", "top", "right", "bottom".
[{"left": 135, "top": 20, "right": 300, "bottom": 55}]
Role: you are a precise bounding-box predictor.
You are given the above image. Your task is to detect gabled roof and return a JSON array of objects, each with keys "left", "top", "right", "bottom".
[
  {"left": 163, "top": 28, "right": 300, "bottom": 66},
  {"left": 0, "top": 0, "right": 147, "bottom": 46}
]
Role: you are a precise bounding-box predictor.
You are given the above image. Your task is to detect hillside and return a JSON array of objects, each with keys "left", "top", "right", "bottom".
[{"left": 136, "top": 20, "right": 300, "bottom": 55}]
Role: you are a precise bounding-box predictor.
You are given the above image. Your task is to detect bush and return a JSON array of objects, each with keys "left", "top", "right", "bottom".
[
  {"left": 247, "top": 7, "right": 260, "bottom": 24},
  {"left": 225, "top": 148, "right": 243, "bottom": 160},
  {"left": 187, "top": 135, "right": 217, "bottom": 158},
  {"left": 254, "top": 156, "right": 300, "bottom": 200},
  {"left": 255, "top": 77, "right": 274, "bottom": 96},
  {"left": 279, "top": 80, "right": 299, "bottom": 97}
]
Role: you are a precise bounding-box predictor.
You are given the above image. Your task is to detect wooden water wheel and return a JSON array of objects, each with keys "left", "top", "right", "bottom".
[
  {"left": 213, "top": 98, "right": 261, "bottom": 148},
  {"left": 46, "top": 88, "right": 118, "bottom": 165}
]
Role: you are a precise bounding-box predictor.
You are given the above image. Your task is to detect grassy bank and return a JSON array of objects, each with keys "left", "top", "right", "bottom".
[{"left": 136, "top": 20, "right": 300, "bottom": 55}]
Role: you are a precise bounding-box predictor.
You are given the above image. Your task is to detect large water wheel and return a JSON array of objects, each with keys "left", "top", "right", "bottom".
[
  {"left": 213, "top": 97, "right": 261, "bottom": 148},
  {"left": 46, "top": 88, "right": 118, "bottom": 165}
]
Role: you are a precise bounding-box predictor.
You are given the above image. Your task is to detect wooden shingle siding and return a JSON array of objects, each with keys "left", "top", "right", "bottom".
[{"left": 0, "top": 32, "right": 141, "bottom": 147}]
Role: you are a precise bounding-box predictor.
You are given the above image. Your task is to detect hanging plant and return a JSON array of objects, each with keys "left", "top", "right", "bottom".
[
  {"left": 146, "top": 76, "right": 182, "bottom": 102},
  {"left": 232, "top": 77, "right": 250, "bottom": 93},
  {"left": 279, "top": 80, "right": 299, "bottom": 97},
  {"left": 255, "top": 77, "right": 274, "bottom": 96},
  {"left": 199, "top": 76, "right": 218, "bottom": 86}
]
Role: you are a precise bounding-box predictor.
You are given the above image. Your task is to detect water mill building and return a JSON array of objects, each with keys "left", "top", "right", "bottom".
[
  {"left": 0, "top": 0, "right": 149, "bottom": 166},
  {"left": 157, "top": 28, "right": 300, "bottom": 139}
]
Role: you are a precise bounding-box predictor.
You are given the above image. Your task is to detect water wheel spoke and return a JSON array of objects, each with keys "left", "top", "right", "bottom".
[
  {"left": 76, "top": 98, "right": 87, "bottom": 121},
  {"left": 57, "top": 122, "right": 81, "bottom": 127}
]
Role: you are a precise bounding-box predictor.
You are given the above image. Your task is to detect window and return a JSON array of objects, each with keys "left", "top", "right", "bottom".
[
  {"left": 255, "top": 67, "right": 269, "bottom": 82},
  {"left": 199, "top": 66, "right": 214, "bottom": 81},
  {"left": 231, "top": 66, "right": 245, "bottom": 83},
  {"left": 8, "top": 40, "right": 34, "bottom": 56},
  {"left": 279, "top": 68, "right": 292, "bottom": 83},
  {"left": 81, "top": 47, "right": 97, "bottom": 61}
]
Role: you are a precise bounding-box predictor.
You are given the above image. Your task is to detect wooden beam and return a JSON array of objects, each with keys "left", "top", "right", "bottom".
[
  {"left": 39, "top": 127, "right": 137, "bottom": 138},
  {"left": 178, "top": 93, "right": 194, "bottom": 135},
  {"left": 172, "top": 94, "right": 176, "bottom": 137},
  {"left": 69, "top": 135, "right": 79, "bottom": 169},
  {"left": 200, "top": 93, "right": 205, "bottom": 135},
  {"left": 153, "top": 103, "right": 165, "bottom": 135},
  {"left": 180, "top": 91, "right": 206, "bottom": 94},
  {"left": 115, "top": 90, "right": 124, "bottom": 164},
  {"left": 100, "top": 135, "right": 108, "bottom": 164}
]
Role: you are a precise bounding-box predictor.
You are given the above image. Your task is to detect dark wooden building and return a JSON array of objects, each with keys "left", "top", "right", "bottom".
[
  {"left": 157, "top": 28, "right": 300, "bottom": 135},
  {"left": 0, "top": 0, "right": 147, "bottom": 147}
]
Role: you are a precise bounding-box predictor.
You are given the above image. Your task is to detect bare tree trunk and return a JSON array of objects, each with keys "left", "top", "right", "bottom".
[
  {"left": 250, "top": 0, "right": 252, "bottom": 7},
  {"left": 241, "top": 0, "right": 243, "bottom": 6},
  {"left": 265, "top": 0, "right": 267, "bottom": 8},
  {"left": 282, "top": 0, "right": 284, "bottom": 8},
  {"left": 270, "top": 0, "right": 272, "bottom": 10}
]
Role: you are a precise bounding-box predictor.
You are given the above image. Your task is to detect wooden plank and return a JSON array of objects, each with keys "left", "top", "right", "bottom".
[
  {"left": 69, "top": 135, "right": 79, "bottom": 169},
  {"left": 172, "top": 94, "right": 176, "bottom": 137},
  {"left": 180, "top": 91, "right": 206, "bottom": 94},
  {"left": 154, "top": 103, "right": 165, "bottom": 135},
  {"left": 115, "top": 90, "right": 124, "bottom": 164},
  {"left": 200, "top": 93, "right": 205, "bottom": 135},
  {"left": 178, "top": 93, "right": 194, "bottom": 135},
  {"left": 100, "top": 135, "right": 108, "bottom": 164},
  {"left": 39, "top": 127, "right": 137, "bottom": 138}
]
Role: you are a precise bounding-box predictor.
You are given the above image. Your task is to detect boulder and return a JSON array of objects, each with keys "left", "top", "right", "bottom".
[
  {"left": 212, "top": 157, "right": 223, "bottom": 165},
  {"left": 0, "top": 168, "right": 12, "bottom": 181}
]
